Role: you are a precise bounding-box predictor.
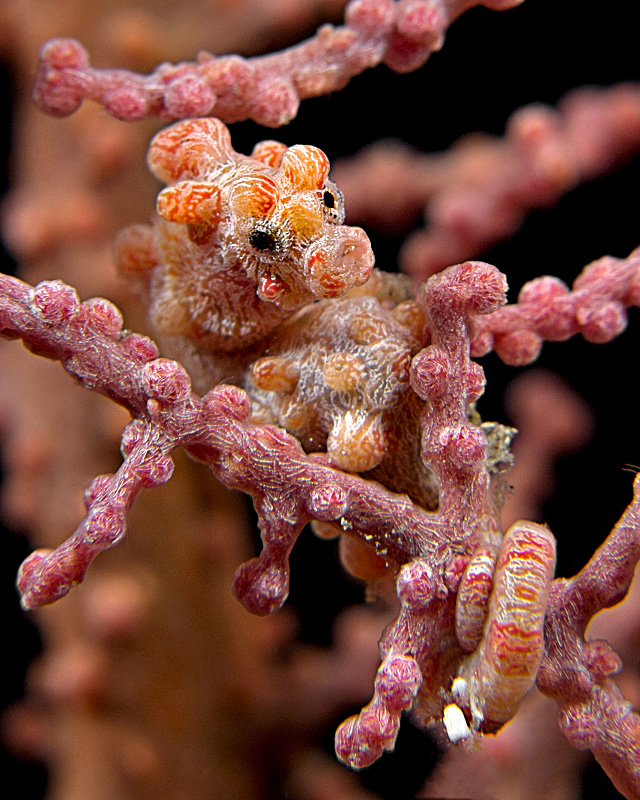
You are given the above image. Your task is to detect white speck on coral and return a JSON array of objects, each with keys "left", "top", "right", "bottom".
[{"left": 443, "top": 703, "right": 471, "bottom": 743}]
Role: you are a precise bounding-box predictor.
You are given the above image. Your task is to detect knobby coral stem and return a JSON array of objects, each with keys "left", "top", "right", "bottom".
[
  {"left": 471, "top": 246, "right": 640, "bottom": 366},
  {"left": 3, "top": 247, "right": 640, "bottom": 614},
  {"left": 4, "top": 252, "right": 640, "bottom": 789},
  {"left": 0, "top": 271, "right": 449, "bottom": 611},
  {"left": 31, "top": 0, "right": 523, "bottom": 126},
  {"left": 18, "top": 422, "right": 175, "bottom": 610},
  {"left": 538, "top": 473, "right": 640, "bottom": 799},
  {"left": 335, "top": 260, "right": 507, "bottom": 768}
]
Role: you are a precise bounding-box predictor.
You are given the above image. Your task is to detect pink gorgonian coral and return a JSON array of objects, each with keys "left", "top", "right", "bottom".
[
  {"left": 4, "top": 244, "right": 640, "bottom": 796},
  {"left": 2, "top": 2, "right": 640, "bottom": 799}
]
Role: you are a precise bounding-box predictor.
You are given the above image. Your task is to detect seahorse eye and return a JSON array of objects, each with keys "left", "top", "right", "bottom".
[
  {"left": 249, "top": 230, "right": 276, "bottom": 251},
  {"left": 323, "top": 190, "right": 336, "bottom": 209},
  {"left": 319, "top": 181, "right": 345, "bottom": 224}
]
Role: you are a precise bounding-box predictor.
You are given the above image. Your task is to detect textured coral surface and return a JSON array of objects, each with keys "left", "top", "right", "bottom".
[{"left": 2, "top": 2, "right": 640, "bottom": 800}]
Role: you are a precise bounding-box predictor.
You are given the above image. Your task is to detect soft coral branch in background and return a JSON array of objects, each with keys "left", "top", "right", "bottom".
[
  {"left": 332, "top": 83, "right": 640, "bottom": 280},
  {"left": 470, "top": 247, "right": 640, "bottom": 365},
  {"left": 31, "top": 0, "right": 523, "bottom": 126}
]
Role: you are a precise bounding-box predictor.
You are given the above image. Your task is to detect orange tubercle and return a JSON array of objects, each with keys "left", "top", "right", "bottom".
[
  {"left": 281, "top": 145, "right": 330, "bottom": 189},
  {"left": 157, "top": 182, "right": 221, "bottom": 225}
]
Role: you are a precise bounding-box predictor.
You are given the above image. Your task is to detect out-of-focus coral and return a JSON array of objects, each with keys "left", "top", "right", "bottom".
[
  {"left": 332, "top": 83, "right": 640, "bottom": 281},
  {"left": 501, "top": 369, "right": 595, "bottom": 528}
]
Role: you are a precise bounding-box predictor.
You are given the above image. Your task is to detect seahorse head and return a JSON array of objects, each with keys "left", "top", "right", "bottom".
[{"left": 148, "top": 118, "right": 374, "bottom": 309}]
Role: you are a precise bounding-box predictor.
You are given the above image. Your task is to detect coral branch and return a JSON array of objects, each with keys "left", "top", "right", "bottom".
[
  {"left": 32, "top": 0, "right": 523, "bottom": 126},
  {"left": 2, "top": 260, "right": 525, "bottom": 773},
  {"left": 471, "top": 246, "right": 640, "bottom": 365},
  {"left": 335, "top": 260, "right": 510, "bottom": 768},
  {"left": 538, "top": 474, "right": 640, "bottom": 798},
  {"left": 6, "top": 1, "right": 640, "bottom": 797},
  {"left": 0, "top": 271, "right": 453, "bottom": 613},
  {"left": 18, "top": 421, "right": 174, "bottom": 609},
  {"left": 4, "top": 254, "right": 640, "bottom": 793}
]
